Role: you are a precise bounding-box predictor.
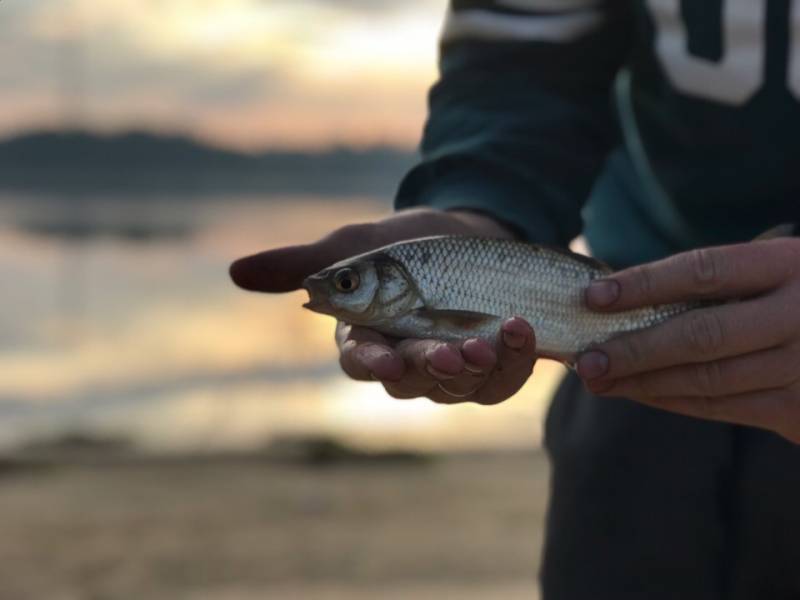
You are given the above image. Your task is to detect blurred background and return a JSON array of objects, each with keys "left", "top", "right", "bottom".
[{"left": 0, "top": 1, "right": 567, "bottom": 598}]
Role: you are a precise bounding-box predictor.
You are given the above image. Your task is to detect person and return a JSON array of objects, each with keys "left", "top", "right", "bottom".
[{"left": 231, "top": 1, "right": 800, "bottom": 598}]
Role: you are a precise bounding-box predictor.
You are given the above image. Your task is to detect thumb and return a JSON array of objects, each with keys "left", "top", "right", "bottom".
[
  {"left": 229, "top": 243, "right": 326, "bottom": 293},
  {"left": 229, "top": 208, "right": 496, "bottom": 293},
  {"left": 229, "top": 224, "right": 381, "bottom": 293}
]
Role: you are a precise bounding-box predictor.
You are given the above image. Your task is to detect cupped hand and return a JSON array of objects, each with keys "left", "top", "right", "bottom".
[
  {"left": 576, "top": 237, "right": 800, "bottom": 442},
  {"left": 230, "top": 208, "right": 538, "bottom": 405}
]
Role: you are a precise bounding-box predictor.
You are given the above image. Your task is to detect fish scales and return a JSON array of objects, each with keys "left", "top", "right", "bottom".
[
  {"left": 383, "top": 237, "right": 688, "bottom": 357},
  {"left": 302, "top": 236, "right": 693, "bottom": 361}
]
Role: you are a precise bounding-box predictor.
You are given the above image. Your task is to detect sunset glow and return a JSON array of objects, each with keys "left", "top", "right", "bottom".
[
  {"left": 2, "top": 0, "right": 447, "bottom": 149},
  {"left": 0, "top": 199, "right": 563, "bottom": 452}
]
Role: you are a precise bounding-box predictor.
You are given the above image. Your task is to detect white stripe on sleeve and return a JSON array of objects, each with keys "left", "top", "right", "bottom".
[{"left": 442, "top": 8, "right": 603, "bottom": 43}]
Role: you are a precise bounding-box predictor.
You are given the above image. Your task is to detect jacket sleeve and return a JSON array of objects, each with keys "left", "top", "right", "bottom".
[{"left": 395, "top": 0, "right": 634, "bottom": 245}]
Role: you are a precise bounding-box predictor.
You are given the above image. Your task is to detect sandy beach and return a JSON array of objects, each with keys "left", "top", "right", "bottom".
[{"left": 0, "top": 450, "right": 548, "bottom": 599}]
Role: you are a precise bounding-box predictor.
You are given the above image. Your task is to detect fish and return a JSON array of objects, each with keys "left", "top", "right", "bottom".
[{"left": 301, "top": 226, "right": 795, "bottom": 363}]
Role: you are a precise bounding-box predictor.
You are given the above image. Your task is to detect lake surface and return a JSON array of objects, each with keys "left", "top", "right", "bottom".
[{"left": 0, "top": 193, "right": 565, "bottom": 453}]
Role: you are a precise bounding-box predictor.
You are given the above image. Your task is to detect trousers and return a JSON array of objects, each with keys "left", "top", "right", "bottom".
[{"left": 540, "top": 372, "right": 800, "bottom": 599}]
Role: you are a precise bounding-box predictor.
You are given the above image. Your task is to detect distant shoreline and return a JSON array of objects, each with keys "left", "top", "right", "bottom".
[{"left": 0, "top": 130, "right": 416, "bottom": 197}]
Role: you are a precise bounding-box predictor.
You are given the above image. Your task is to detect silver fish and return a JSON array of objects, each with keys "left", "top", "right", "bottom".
[
  {"left": 301, "top": 235, "right": 697, "bottom": 363},
  {"left": 302, "top": 225, "right": 795, "bottom": 362}
]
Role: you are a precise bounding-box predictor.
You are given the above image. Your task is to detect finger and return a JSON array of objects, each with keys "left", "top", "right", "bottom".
[
  {"left": 630, "top": 389, "right": 799, "bottom": 441},
  {"left": 469, "top": 317, "right": 537, "bottom": 406},
  {"left": 382, "top": 339, "right": 465, "bottom": 400},
  {"left": 338, "top": 324, "right": 404, "bottom": 382},
  {"left": 461, "top": 337, "right": 497, "bottom": 373},
  {"left": 591, "top": 346, "right": 798, "bottom": 399},
  {"left": 577, "top": 297, "right": 792, "bottom": 381},
  {"left": 586, "top": 239, "right": 799, "bottom": 312},
  {"left": 430, "top": 338, "right": 498, "bottom": 401},
  {"left": 229, "top": 223, "right": 382, "bottom": 293}
]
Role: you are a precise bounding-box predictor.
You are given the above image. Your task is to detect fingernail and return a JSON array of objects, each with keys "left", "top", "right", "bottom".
[
  {"left": 503, "top": 332, "right": 526, "bottom": 349},
  {"left": 424, "top": 344, "right": 463, "bottom": 376},
  {"left": 587, "top": 280, "right": 620, "bottom": 307},
  {"left": 461, "top": 338, "right": 496, "bottom": 371},
  {"left": 502, "top": 318, "right": 530, "bottom": 349},
  {"left": 359, "top": 345, "right": 400, "bottom": 381},
  {"left": 577, "top": 351, "right": 609, "bottom": 380},
  {"left": 425, "top": 363, "right": 457, "bottom": 380}
]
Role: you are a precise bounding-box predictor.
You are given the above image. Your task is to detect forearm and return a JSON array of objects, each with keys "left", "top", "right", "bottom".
[{"left": 397, "top": 0, "right": 634, "bottom": 245}]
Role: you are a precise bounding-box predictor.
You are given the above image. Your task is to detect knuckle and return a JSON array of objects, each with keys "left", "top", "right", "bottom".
[
  {"left": 682, "top": 311, "right": 726, "bottom": 356},
  {"left": 630, "top": 264, "right": 655, "bottom": 300},
  {"left": 685, "top": 248, "right": 724, "bottom": 293},
  {"left": 691, "top": 362, "right": 724, "bottom": 396},
  {"left": 617, "top": 335, "right": 648, "bottom": 370}
]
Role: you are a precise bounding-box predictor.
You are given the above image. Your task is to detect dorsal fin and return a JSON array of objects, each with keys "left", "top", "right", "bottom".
[
  {"left": 533, "top": 244, "right": 614, "bottom": 275},
  {"left": 753, "top": 223, "right": 796, "bottom": 241}
]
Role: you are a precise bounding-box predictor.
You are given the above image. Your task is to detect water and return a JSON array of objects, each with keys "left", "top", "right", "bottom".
[{"left": 0, "top": 193, "right": 563, "bottom": 453}]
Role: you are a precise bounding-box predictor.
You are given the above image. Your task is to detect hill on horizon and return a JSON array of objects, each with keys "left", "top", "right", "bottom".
[{"left": 0, "top": 130, "right": 416, "bottom": 198}]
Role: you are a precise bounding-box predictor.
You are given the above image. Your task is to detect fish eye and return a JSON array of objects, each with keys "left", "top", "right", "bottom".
[{"left": 333, "top": 268, "right": 360, "bottom": 293}]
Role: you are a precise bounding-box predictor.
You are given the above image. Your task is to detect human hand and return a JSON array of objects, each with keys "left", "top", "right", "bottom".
[
  {"left": 230, "top": 208, "right": 538, "bottom": 405},
  {"left": 576, "top": 238, "right": 800, "bottom": 442}
]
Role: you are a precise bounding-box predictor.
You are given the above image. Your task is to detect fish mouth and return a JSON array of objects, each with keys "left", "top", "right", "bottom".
[
  {"left": 302, "top": 297, "right": 331, "bottom": 313},
  {"left": 301, "top": 276, "right": 334, "bottom": 315}
]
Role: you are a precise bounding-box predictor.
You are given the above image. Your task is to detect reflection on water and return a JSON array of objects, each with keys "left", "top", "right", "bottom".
[{"left": 0, "top": 194, "right": 564, "bottom": 452}]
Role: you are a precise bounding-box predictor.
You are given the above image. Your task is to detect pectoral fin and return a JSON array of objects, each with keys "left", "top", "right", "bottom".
[
  {"left": 753, "top": 223, "right": 796, "bottom": 241},
  {"left": 414, "top": 308, "right": 498, "bottom": 330}
]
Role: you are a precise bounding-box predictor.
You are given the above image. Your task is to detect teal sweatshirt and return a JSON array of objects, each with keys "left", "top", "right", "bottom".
[{"left": 395, "top": 0, "right": 800, "bottom": 267}]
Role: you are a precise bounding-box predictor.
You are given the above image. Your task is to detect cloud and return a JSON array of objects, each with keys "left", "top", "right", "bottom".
[{"left": 0, "top": 0, "right": 446, "bottom": 147}]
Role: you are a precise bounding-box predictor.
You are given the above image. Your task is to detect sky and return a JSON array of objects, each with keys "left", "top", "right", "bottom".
[{"left": 0, "top": 0, "right": 447, "bottom": 150}]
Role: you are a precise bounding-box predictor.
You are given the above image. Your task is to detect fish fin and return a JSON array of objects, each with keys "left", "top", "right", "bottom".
[
  {"left": 535, "top": 245, "right": 614, "bottom": 275},
  {"left": 414, "top": 308, "right": 498, "bottom": 330},
  {"left": 588, "top": 257, "right": 614, "bottom": 276},
  {"left": 753, "top": 223, "right": 796, "bottom": 241}
]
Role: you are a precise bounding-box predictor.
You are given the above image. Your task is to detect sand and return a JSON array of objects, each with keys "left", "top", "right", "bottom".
[{"left": 0, "top": 451, "right": 549, "bottom": 599}]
